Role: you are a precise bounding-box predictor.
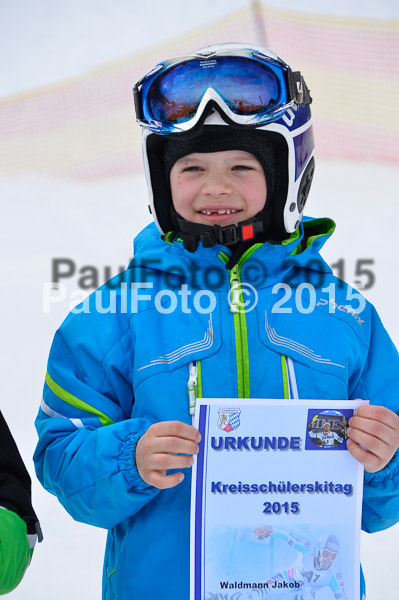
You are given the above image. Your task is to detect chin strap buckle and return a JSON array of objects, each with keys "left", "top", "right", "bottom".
[
  {"left": 201, "top": 221, "right": 263, "bottom": 248},
  {"left": 176, "top": 214, "right": 264, "bottom": 251},
  {"left": 240, "top": 223, "right": 259, "bottom": 241},
  {"left": 201, "top": 225, "right": 236, "bottom": 247}
]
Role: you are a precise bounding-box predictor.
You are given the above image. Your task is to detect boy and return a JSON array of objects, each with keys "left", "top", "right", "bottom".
[{"left": 34, "top": 43, "right": 399, "bottom": 600}]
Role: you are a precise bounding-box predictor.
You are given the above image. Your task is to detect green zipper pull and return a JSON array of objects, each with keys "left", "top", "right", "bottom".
[{"left": 229, "top": 264, "right": 241, "bottom": 313}]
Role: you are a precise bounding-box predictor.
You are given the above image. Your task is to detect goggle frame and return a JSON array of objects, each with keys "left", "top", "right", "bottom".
[{"left": 133, "top": 46, "right": 311, "bottom": 135}]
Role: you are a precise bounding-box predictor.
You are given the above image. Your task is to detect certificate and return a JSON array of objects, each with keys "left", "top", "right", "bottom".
[{"left": 190, "top": 399, "right": 367, "bottom": 600}]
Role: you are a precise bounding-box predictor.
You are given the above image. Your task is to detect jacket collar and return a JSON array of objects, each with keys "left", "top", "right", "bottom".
[{"left": 130, "top": 217, "right": 335, "bottom": 291}]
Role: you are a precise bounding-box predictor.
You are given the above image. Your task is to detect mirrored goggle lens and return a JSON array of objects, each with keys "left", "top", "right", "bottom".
[{"left": 142, "top": 56, "right": 288, "bottom": 124}]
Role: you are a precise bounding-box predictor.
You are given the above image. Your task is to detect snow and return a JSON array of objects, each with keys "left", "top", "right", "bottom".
[{"left": 1, "top": 1, "right": 398, "bottom": 598}]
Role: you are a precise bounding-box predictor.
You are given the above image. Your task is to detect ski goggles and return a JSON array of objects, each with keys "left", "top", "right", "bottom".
[
  {"left": 133, "top": 47, "right": 311, "bottom": 134},
  {"left": 322, "top": 550, "right": 337, "bottom": 560}
]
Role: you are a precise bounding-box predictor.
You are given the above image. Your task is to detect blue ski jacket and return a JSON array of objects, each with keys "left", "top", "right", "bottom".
[{"left": 34, "top": 218, "right": 399, "bottom": 600}]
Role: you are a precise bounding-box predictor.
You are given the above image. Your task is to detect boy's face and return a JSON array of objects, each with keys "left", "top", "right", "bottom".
[{"left": 170, "top": 150, "right": 267, "bottom": 227}]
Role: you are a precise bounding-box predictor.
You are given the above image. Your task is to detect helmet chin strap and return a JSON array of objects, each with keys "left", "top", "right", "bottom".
[{"left": 175, "top": 215, "right": 264, "bottom": 252}]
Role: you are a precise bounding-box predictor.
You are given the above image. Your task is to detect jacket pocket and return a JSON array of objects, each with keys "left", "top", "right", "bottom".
[{"left": 132, "top": 306, "right": 222, "bottom": 389}]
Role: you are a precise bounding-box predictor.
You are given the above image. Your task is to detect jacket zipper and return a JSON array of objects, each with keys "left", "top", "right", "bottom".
[
  {"left": 220, "top": 245, "right": 262, "bottom": 398},
  {"left": 229, "top": 263, "right": 250, "bottom": 398},
  {"left": 281, "top": 354, "right": 299, "bottom": 399},
  {"left": 189, "top": 244, "right": 268, "bottom": 408}
]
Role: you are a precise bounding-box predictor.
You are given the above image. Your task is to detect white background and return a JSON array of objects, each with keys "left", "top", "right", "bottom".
[
  {"left": 1, "top": 1, "right": 398, "bottom": 599},
  {"left": 2, "top": 0, "right": 399, "bottom": 97}
]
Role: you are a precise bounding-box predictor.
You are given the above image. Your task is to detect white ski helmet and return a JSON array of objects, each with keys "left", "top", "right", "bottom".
[{"left": 133, "top": 42, "right": 315, "bottom": 246}]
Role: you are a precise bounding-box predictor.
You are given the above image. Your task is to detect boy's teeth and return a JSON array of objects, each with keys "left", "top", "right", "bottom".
[{"left": 200, "top": 209, "right": 238, "bottom": 215}]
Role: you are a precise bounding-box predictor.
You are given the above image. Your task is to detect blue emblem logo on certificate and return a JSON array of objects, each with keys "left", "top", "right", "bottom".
[
  {"left": 218, "top": 408, "right": 241, "bottom": 432},
  {"left": 190, "top": 399, "right": 367, "bottom": 600}
]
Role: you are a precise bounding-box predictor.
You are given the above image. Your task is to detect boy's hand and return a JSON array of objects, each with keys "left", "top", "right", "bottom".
[
  {"left": 135, "top": 421, "right": 201, "bottom": 489},
  {"left": 346, "top": 404, "right": 399, "bottom": 473}
]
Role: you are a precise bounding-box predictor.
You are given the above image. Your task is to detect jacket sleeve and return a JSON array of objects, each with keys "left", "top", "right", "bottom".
[
  {"left": 34, "top": 290, "right": 160, "bottom": 530},
  {"left": 349, "top": 305, "right": 399, "bottom": 533},
  {"left": 0, "top": 411, "right": 41, "bottom": 539},
  {"left": 0, "top": 412, "right": 40, "bottom": 593}
]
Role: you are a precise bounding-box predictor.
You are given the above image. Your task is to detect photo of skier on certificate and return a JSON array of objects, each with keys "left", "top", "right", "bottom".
[
  {"left": 206, "top": 526, "right": 347, "bottom": 600},
  {"left": 308, "top": 422, "right": 344, "bottom": 448}
]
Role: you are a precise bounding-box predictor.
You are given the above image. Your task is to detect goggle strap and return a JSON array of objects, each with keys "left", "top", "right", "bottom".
[
  {"left": 292, "top": 71, "right": 312, "bottom": 105},
  {"left": 133, "top": 85, "right": 144, "bottom": 121}
]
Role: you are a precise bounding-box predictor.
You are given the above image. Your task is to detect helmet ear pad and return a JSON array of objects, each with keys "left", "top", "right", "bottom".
[
  {"left": 145, "top": 133, "right": 175, "bottom": 232},
  {"left": 145, "top": 127, "right": 289, "bottom": 239},
  {"left": 297, "top": 156, "right": 315, "bottom": 214},
  {"left": 262, "top": 131, "right": 289, "bottom": 239}
]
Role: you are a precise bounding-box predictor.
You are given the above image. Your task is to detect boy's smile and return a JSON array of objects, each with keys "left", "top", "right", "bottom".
[{"left": 170, "top": 150, "right": 267, "bottom": 227}]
